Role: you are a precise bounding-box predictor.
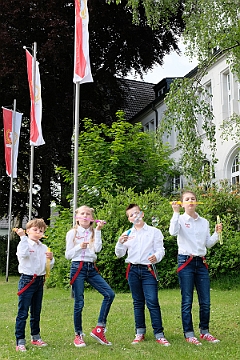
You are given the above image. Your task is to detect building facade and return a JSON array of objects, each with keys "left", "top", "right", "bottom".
[{"left": 129, "top": 54, "right": 239, "bottom": 190}]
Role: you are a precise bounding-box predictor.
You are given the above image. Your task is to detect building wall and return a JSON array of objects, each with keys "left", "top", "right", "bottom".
[{"left": 132, "top": 55, "right": 239, "bottom": 187}]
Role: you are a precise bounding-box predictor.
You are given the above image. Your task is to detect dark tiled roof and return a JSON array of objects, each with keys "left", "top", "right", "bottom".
[{"left": 118, "top": 78, "right": 155, "bottom": 121}]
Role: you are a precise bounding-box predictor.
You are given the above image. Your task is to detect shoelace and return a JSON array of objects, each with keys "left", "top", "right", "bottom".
[
  {"left": 188, "top": 337, "right": 200, "bottom": 344},
  {"left": 159, "top": 338, "right": 169, "bottom": 344},
  {"left": 134, "top": 335, "right": 143, "bottom": 341},
  {"left": 204, "top": 334, "right": 216, "bottom": 341}
]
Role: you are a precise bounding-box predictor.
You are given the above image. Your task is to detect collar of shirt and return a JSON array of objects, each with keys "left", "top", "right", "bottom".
[
  {"left": 183, "top": 212, "right": 199, "bottom": 221},
  {"left": 28, "top": 238, "right": 41, "bottom": 246},
  {"left": 78, "top": 225, "right": 90, "bottom": 233},
  {"left": 131, "top": 222, "right": 147, "bottom": 233}
]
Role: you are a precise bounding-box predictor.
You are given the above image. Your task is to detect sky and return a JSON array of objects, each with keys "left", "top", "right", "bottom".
[{"left": 127, "top": 42, "right": 198, "bottom": 84}]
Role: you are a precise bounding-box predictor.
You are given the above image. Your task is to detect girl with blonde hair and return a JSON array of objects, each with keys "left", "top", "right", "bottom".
[{"left": 65, "top": 205, "right": 115, "bottom": 347}]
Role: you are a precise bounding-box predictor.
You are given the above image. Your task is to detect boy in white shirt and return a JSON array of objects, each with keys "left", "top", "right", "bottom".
[
  {"left": 14, "top": 218, "right": 54, "bottom": 352},
  {"left": 170, "top": 190, "right": 222, "bottom": 345},
  {"left": 115, "top": 203, "right": 170, "bottom": 346}
]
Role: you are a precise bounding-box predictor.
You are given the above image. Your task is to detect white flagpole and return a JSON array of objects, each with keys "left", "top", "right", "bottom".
[
  {"left": 28, "top": 42, "right": 37, "bottom": 220},
  {"left": 6, "top": 99, "right": 16, "bottom": 282},
  {"left": 73, "top": 82, "right": 80, "bottom": 225}
]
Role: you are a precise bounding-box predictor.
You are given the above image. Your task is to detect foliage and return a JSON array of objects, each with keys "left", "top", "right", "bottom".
[
  {"left": 220, "top": 113, "right": 240, "bottom": 144},
  {"left": 115, "top": 0, "right": 240, "bottom": 181},
  {"left": 0, "top": 234, "right": 18, "bottom": 276},
  {"left": 159, "top": 77, "right": 217, "bottom": 182},
  {"left": 42, "top": 184, "right": 240, "bottom": 292},
  {"left": 58, "top": 111, "right": 174, "bottom": 207},
  {"left": 0, "top": 0, "right": 185, "bottom": 223}
]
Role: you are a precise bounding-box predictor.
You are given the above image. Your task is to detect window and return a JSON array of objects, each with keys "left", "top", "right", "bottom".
[
  {"left": 144, "top": 119, "right": 155, "bottom": 131},
  {"left": 231, "top": 154, "right": 239, "bottom": 185},
  {"left": 205, "top": 82, "right": 213, "bottom": 112},
  {"left": 170, "top": 175, "right": 182, "bottom": 192},
  {"left": 222, "top": 70, "right": 232, "bottom": 117}
]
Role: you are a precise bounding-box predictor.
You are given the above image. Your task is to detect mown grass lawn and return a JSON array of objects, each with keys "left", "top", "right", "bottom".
[{"left": 0, "top": 276, "right": 239, "bottom": 360}]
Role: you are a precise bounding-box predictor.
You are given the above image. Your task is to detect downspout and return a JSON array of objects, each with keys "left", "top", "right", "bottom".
[{"left": 152, "top": 103, "right": 158, "bottom": 130}]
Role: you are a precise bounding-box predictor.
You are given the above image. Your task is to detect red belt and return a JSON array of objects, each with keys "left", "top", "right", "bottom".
[
  {"left": 177, "top": 256, "right": 208, "bottom": 273},
  {"left": 70, "top": 261, "right": 99, "bottom": 285},
  {"left": 126, "top": 263, "right": 157, "bottom": 280},
  {"left": 17, "top": 274, "right": 38, "bottom": 296},
  {"left": 70, "top": 261, "right": 83, "bottom": 285}
]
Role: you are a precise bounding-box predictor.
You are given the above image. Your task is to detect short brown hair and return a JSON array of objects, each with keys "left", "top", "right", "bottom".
[
  {"left": 181, "top": 191, "right": 197, "bottom": 202},
  {"left": 126, "top": 203, "right": 140, "bottom": 212},
  {"left": 26, "top": 218, "right": 47, "bottom": 232}
]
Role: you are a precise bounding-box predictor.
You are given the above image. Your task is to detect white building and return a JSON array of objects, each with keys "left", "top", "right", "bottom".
[{"left": 127, "top": 54, "right": 240, "bottom": 190}]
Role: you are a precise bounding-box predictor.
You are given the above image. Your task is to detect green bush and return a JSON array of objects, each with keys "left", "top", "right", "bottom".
[
  {"left": 41, "top": 184, "right": 240, "bottom": 291},
  {"left": 0, "top": 234, "right": 18, "bottom": 276}
]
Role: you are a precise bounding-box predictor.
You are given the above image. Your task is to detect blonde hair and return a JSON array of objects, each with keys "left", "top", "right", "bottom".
[
  {"left": 26, "top": 218, "right": 47, "bottom": 232},
  {"left": 74, "top": 205, "right": 95, "bottom": 248}
]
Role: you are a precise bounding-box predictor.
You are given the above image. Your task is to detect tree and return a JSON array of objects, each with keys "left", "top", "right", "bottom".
[
  {"left": 112, "top": 0, "right": 240, "bottom": 181},
  {"left": 58, "top": 111, "right": 175, "bottom": 207},
  {"left": 0, "top": 0, "right": 185, "bottom": 222}
]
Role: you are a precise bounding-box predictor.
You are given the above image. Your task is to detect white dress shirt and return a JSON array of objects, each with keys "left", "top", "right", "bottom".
[
  {"left": 169, "top": 212, "right": 219, "bottom": 256},
  {"left": 65, "top": 225, "right": 102, "bottom": 262},
  {"left": 16, "top": 236, "right": 54, "bottom": 276},
  {"left": 115, "top": 223, "right": 165, "bottom": 264}
]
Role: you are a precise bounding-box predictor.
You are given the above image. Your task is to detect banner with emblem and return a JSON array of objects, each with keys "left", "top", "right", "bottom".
[
  {"left": 25, "top": 49, "right": 45, "bottom": 146},
  {"left": 2, "top": 107, "right": 22, "bottom": 178},
  {"left": 73, "top": 0, "right": 93, "bottom": 84}
]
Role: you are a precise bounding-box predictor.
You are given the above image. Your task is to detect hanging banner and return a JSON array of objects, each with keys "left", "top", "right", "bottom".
[{"left": 2, "top": 107, "right": 22, "bottom": 178}]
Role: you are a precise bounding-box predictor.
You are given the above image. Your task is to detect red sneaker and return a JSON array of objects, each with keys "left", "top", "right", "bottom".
[
  {"left": 131, "top": 334, "right": 145, "bottom": 344},
  {"left": 31, "top": 339, "right": 48, "bottom": 347},
  {"left": 74, "top": 334, "right": 86, "bottom": 347},
  {"left": 90, "top": 326, "right": 112, "bottom": 346},
  {"left": 156, "top": 337, "right": 171, "bottom": 346},
  {"left": 200, "top": 333, "right": 220, "bottom": 343},
  {"left": 186, "top": 337, "right": 202, "bottom": 345},
  {"left": 16, "top": 345, "right": 26, "bottom": 352}
]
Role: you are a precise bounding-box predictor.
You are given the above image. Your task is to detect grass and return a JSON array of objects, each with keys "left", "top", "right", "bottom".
[{"left": 0, "top": 276, "right": 239, "bottom": 360}]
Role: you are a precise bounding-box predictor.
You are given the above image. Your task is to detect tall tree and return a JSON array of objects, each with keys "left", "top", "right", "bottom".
[
  {"left": 0, "top": 0, "right": 185, "bottom": 222},
  {"left": 116, "top": 0, "right": 240, "bottom": 180}
]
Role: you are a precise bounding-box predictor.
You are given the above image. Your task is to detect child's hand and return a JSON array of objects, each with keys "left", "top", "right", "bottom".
[
  {"left": 13, "top": 228, "right": 25, "bottom": 237},
  {"left": 215, "top": 223, "right": 222, "bottom": 233},
  {"left": 96, "top": 220, "right": 105, "bottom": 230},
  {"left": 46, "top": 250, "right": 53, "bottom": 260},
  {"left": 171, "top": 201, "right": 180, "bottom": 213},
  {"left": 119, "top": 233, "right": 129, "bottom": 244},
  {"left": 80, "top": 242, "right": 89, "bottom": 249},
  {"left": 148, "top": 254, "right": 157, "bottom": 264}
]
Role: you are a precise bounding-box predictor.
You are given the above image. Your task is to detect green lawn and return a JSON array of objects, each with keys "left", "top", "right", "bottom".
[{"left": 0, "top": 276, "right": 239, "bottom": 360}]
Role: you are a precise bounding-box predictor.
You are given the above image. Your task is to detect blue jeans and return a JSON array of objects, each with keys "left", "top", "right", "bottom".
[
  {"left": 15, "top": 274, "right": 45, "bottom": 345},
  {"left": 128, "top": 264, "right": 164, "bottom": 338},
  {"left": 178, "top": 255, "right": 210, "bottom": 338},
  {"left": 70, "top": 261, "right": 115, "bottom": 335}
]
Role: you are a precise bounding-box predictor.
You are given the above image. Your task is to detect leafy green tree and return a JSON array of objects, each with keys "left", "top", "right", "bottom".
[
  {"left": 0, "top": 0, "right": 185, "bottom": 223},
  {"left": 59, "top": 111, "right": 175, "bottom": 207},
  {"left": 113, "top": 0, "right": 240, "bottom": 181}
]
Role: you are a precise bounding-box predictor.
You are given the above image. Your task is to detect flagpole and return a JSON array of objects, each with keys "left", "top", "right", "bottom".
[
  {"left": 73, "top": 82, "right": 80, "bottom": 225},
  {"left": 28, "top": 42, "right": 37, "bottom": 220},
  {"left": 6, "top": 99, "right": 16, "bottom": 282}
]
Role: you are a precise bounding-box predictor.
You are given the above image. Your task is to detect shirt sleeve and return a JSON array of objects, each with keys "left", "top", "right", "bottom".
[
  {"left": 169, "top": 212, "right": 180, "bottom": 236},
  {"left": 115, "top": 239, "right": 127, "bottom": 258},
  {"left": 65, "top": 229, "right": 82, "bottom": 260},
  {"left": 16, "top": 236, "right": 30, "bottom": 259},
  {"left": 205, "top": 220, "right": 219, "bottom": 248},
  {"left": 153, "top": 228, "right": 165, "bottom": 263},
  {"left": 93, "top": 229, "right": 102, "bottom": 253}
]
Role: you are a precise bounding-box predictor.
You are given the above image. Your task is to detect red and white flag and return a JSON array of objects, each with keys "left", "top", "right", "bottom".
[
  {"left": 25, "top": 49, "right": 45, "bottom": 146},
  {"left": 2, "top": 107, "right": 22, "bottom": 178},
  {"left": 73, "top": 0, "right": 93, "bottom": 84}
]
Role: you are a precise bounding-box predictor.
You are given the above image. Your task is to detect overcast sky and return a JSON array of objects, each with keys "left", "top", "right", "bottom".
[{"left": 127, "top": 42, "right": 198, "bottom": 84}]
